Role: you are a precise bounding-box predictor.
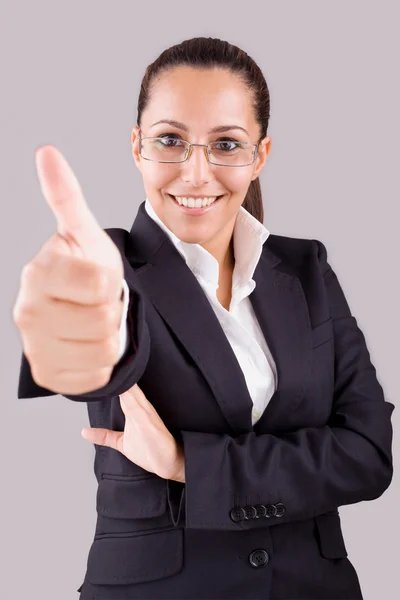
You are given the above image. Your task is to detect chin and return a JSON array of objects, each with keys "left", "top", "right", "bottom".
[{"left": 171, "top": 225, "right": 213, "bottom": 244}]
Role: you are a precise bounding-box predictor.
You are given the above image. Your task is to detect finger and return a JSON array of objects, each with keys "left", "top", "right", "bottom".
[
  {"left": 35, "top": 145, "right": 105, "bottom": 252},
  {"left": 81, "top": 427, "right": 124, "bottom": 453},
  {"left": 36, "top": 295, "right": 123, "bottom": 340},
  {"left": 122, "top": 383, "right": 149, "bottom": 407},
  {"left": 120, "top": 386, "right": 154, "bottom": 416},
  {"left": 29, "top": 246, "right": 122, "bottom": 305},
  {"left": 23, "top": 331, "right": 120, "bottom": 371}
]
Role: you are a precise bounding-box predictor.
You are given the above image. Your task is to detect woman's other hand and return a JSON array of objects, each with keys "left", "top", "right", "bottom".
[{"left": 81, "top": 382, "right": 185, "bottom": 481}]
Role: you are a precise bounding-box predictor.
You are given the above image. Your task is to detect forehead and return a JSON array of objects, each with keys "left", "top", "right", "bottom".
[{"left": 142, "top": 66, "right": 255, "bottom": 133}]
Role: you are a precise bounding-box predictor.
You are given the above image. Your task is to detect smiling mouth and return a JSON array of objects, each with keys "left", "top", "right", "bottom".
[{"left": 168, "top": 193, "right": 224, "bottom": 206}]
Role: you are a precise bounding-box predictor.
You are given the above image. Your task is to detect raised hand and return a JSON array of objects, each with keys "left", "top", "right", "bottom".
[{"left": 13, "top": 145, "right": 125, "bottom": 395}]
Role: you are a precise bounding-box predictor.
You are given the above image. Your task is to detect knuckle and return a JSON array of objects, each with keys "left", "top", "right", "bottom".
[
  {"left": 12, "top": 302, "right": 23, "bottom": 326},
  {"left": 26, "top": 346, "right": 44, "bottom": 370},
  {"left": 101, "top": 336, "right": 120, "bottom": 365},
  {"left": 97, "top": 303, "right": 119, "bottom": 336},
  {"left": 12, "top": 301, "right": 37, "bottom": 329},
  {"left": 85, "top": 267, "right": 110, "bottom": 300},
  {"left": 58, "top": 258, "right": 107, "bottom": 300},
  {"left": 30, "top": 364, "right": 49, "bottom": 389},
  {"left": 20, "top": 262, "right": 40, "bottom": 287},
  {"left": 92, "top": 367, "right": 113, "bottom": 389}
]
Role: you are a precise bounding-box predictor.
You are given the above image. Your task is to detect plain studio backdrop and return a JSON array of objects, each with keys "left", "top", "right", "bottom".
[{"left": 1, "top": 1, "right": 399, "bottom": 598}]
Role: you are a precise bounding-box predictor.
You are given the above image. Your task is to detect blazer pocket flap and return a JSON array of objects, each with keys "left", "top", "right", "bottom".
[
  {"left": 86, "top": 528, "right": 183, "bottom": 585},
  {"left": 312, "top": 317, "right": 333, "bottom": 349},
  {"left": 314, "top": 510, "right": 348, "bottom": 559},
  {"left": 97, "top": 474, "right": 167, "bottom": 519}
]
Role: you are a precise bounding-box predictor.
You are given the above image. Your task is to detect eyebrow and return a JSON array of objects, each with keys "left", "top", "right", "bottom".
[{"left": 150, "top": 119, "right": 249, "bottom": 136}]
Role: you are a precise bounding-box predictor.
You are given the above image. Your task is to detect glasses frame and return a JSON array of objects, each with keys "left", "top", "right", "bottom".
[{"left": 138, "top": 129, "right": 260, "bottom": 167}]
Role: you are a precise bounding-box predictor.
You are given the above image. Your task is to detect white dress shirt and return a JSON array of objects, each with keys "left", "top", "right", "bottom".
[{"left": 117, "top": 197, "right": 278, "bottom": 426}]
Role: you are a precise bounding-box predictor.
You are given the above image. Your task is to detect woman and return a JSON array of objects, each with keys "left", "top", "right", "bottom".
[{"left": 15, "top": 37, "right": 394, "bottom": 600}]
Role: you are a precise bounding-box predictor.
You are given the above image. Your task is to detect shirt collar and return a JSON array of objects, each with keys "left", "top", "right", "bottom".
[{"left": 144, "top": 196, "right": 270, "bottom": 289}]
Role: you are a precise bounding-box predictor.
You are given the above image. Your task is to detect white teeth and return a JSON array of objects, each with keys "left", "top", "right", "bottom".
[{"left": 174, "top": 196, "right": 218, "bottom": 207}]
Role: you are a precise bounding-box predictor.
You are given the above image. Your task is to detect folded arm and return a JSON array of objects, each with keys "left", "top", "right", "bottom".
[{"left": 169, "top": 239, "right": 395, "bottom": 530}]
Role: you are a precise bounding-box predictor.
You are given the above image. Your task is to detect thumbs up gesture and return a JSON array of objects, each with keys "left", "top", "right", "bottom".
[{"left": 13, "top": 145, "right": 125, "bottom": 395}]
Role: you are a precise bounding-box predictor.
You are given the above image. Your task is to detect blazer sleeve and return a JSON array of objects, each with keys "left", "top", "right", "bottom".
[
  {"left": 17, "top": 278, "right": 151, "bottom": 402},
  {"left": 169, "top": 238, "right": 395, "bottom": 531}
]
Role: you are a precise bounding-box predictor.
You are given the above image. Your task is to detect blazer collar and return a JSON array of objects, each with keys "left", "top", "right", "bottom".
[{"left": 143, "top": 196, "right": 270, "bottom": 291}]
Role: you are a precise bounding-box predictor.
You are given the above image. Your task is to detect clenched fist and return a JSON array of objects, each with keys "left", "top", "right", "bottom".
[{"left": 12, "top": 145, "right": 125, "bottom": 395}]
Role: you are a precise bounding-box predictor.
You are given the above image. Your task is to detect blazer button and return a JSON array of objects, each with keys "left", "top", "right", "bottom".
[
  {"left": 254, "top": 504, "right": 267, "bottom": 518},
  {"left": 265, "top": 504, "right": 277, "bottom": 518},
  {"left": 230, "top": 507, "right": 246, "bottom": 522},
  {"left": 249, "top": 549, "right": 269, "bottom": 568},
  {"left": 275, "top": 503, "right": 285, "bottom": 517},
  {"left": 243, "top": 505, "right": 257, "bottom": 519}
]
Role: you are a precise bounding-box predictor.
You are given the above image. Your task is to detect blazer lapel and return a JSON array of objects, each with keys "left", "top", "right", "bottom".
[
  {"left": 127, "top": 202, "right": 313, "bottom": 435},
  {"left": 249, "top": 251, "right": 313, "bottom": 434}
]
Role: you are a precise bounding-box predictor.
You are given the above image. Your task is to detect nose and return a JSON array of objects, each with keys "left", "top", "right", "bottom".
[{"left": 181, "top": 144, "right": 214, "bottom": 186}]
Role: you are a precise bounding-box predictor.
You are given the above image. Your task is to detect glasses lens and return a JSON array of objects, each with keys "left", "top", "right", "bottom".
[
  {"left": 208, "top": 141, "right": 255, "bottom": 166},
  {"left": 140, "top": 138, "right": 255, "bottom": 166},
  {"left": 140, "top": 138, "right": 188, "bottom": 163}
]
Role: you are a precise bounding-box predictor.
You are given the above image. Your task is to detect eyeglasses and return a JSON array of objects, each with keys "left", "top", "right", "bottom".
[{"left": 138, "top": 129, "right": 259, "bottom": 167}]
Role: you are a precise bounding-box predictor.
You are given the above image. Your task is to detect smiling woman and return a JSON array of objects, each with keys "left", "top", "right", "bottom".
[{"left": 15, "top": 35, "right": 393, "bottom": 600}]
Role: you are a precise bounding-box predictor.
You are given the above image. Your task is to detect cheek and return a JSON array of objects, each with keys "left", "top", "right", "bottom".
[
  {"left": 221, "top": 170, "right": 253, "bottom": 193},
  {"left": 141, "top": 164, "right": 172, "bottom": 190}
]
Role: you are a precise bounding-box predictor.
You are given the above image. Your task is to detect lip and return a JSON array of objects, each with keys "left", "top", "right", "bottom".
[
  {"left": 168, "top": 193, "right": 224, "bottom": 215},
  {"left": 170, "top": 194, "right": 223, "bottom": 199}
]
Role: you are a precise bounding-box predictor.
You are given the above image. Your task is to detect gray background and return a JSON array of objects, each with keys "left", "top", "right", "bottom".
[{"left": 2, "top": 1, "right": 399, "bottom": 598}]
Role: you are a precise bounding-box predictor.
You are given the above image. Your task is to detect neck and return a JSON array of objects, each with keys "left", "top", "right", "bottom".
[{"left": 201, "top": 235, "right": 235, "bottom": 274}]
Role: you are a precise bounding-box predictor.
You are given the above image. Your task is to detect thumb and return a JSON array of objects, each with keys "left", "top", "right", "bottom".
[{"left": 35, "top": 145, "right": 106, "bottom": 254}]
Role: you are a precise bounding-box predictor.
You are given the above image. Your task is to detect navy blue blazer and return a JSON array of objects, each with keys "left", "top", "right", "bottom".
[{"left": 17, "top": 201, "right": 395, "bottom": 599}]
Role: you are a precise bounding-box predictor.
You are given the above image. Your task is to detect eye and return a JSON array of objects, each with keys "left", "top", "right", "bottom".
[
  {"left": 213, "top": 138, "right": 242, "bottom": 152},
  {"left": 157, "top": 133, "right": 184, "bottom": 147}
]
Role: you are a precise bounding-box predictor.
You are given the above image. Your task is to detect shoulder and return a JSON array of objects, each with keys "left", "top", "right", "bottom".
[
  {"left": 267, "top": 233, "right": 326, "bottom": 261},
  {"left": 264, "top": 234, "right": 330, "bottom": 279}
]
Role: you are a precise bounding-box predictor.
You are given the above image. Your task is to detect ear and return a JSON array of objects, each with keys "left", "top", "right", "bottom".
[
  {"left": 251, "top": 136, "right": 272, "bottom": 181},
  {"left": 131, "top": 125, "right": 142, "bottom": 172}
]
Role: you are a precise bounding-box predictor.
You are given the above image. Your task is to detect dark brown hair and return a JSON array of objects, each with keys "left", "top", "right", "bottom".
[{"left": 136, "top": 37, "right": 270, "bottom": 224}]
